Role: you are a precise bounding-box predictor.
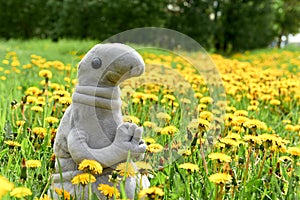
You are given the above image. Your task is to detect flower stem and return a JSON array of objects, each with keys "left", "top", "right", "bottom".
[
  {"left": 257, "top": 149, "right": 268, "bottom": 179},
  {"left": 243, "top": 144, "right": 252, "bottom": 183}
]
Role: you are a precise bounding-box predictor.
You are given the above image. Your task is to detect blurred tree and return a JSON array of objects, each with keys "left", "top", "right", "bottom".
[
  {"left": 219, "top": 0, "right": 275, "bottom": 52},
  {"left": 274, "top": 0, "right": 300, "bottom": 47},
  {"left": 165, "top": 0, "right": 215, "bottom": 50}
]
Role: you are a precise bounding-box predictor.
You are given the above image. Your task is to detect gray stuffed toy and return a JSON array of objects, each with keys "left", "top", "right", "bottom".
[{"left": 50, "top": 43, "right": 147, "bottom": 199}]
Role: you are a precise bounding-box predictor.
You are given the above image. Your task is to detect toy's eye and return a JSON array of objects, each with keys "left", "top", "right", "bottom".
[{"left": 91, "top": 57, "right": 102, "bottom": 69}]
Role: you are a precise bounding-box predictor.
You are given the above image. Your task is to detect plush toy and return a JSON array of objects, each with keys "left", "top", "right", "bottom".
[{"left": 51, "top": 43, "right": 147, "bottom": 199}]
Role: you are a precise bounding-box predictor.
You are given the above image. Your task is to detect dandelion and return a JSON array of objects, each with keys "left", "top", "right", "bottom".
[
  {"left": 144, "top": 137, "right": 156, "bottom": 145},
  {"left": 116, "top": 162, "right": 137, "bottom": 177},
  {"left": 31, "top": 105, "right": 43, "bottom": 112},
  {"left": 25, "top": 87, "right": 41, "bottom": 96},
  {"left": 16, "top": 120, "right": 25, "bottom": 127},
  {"left": 98, "top": 184, "right": 120, "bottom": 198},
  {"left": 45, "top": 116, "right": 59, "bottom": 125},
  {"left": 179, "top": 149, "right": 192, "bottom": 157},
  {"left": 219, "top": 138, "right": 240, "bottom": 147},
  {"left": 78, "top": 159, "right": 103, "bottom": 175},
  {"left": 4, "top": 140, "right": 21, "bottom": 147},
  {"left": 54, "top": 188, "right": 71, "bottom": 200},
  {"left": 135, "top": 161, "right": 153, "bottom": 171},
  {"left": 59, "top": 97, "right": 72, "bottom": 105},
  {"left": 138, "top": 186, "right": 164, "bottom": 199},
  {"left": 147, "top": 143, "right": 163, "bottom": 153},
  {"left": 123, "top": 115, "right": 140, "bottom": 124},
  {"left": 208, "top": 173, "right": 232, "bottom": 184},
  {"left": 32, "top": 127, "right": 47, "bottom": 138},
  {"left": 39, "top": 69, "right": 52, "bottom": 79},
  {"left": 234, "top": 110, "right": 248, "bottom": 117},
  {"left": 161, "top": 125, "right": 178, "bottom": 136},
  {"left": 0, "top": 176, "right": 14, "bottom": 198},
  {"left": 36, "top": 194, "right": 52, "bottom": 200},
  {"left": 278, "top": 156, "right": 292, "bottom": 163},
  {"left": 287, "top": 147, "right": 300, "bottom": 156},
  {"left": 243, "top": 119, "right": 267, "bottom": 130},
  {"left": 156, "top": 112, "right": 171, "bottom": 121},
  {"left": 143, "top": 121, "right": 156, "bottom": 128},
  {"left": 200, "top": 96, "right": 213, "bottom": 104},
  {"left": 178, "top": 162, "right": 199, "bottom": 173},
  {"left": 270, "top": 99, "right": 281, "bottom": 106},
  {"left": 10, "top": 187, "right": 32, "bottom": 198},
  {"left": 199, "top": 111, "right": 213, "bottom": 122},
  {"left": 71, "top": 173, "right": 96, "bottom": 185},
  {"left": 243, "top": 135, "right": 262, "bottom": 145},
  {"left": 285, "top": 124, "right": 294, "bottom": 131},
  {"left": 208, "top": 152, "right": 232, "bottom": 163},
  {"left": 26, "top": 160, "right": 42, "bottom": 168}
]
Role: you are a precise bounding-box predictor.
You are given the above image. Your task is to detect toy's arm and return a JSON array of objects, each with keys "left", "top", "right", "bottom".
[{"left": 67, "top": 122, "right": 146, "bottom": 168}]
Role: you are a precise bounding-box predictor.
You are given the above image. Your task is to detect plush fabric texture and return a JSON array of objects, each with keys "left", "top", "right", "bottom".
[{"left": 50, "top": 43, "right": 147, "bottom": 199}]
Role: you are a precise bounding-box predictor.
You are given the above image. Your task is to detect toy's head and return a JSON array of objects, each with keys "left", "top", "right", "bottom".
[{"left": 77, "top": 43, "right": 145, "bottom": 87}]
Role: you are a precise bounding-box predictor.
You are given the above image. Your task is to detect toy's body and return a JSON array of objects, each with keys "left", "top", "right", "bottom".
[{"left": 51, "top": 43, "right": 146, "bottom": 199}]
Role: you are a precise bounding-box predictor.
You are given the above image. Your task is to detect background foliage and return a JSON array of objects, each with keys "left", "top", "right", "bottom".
[{"left": 0, "top": 0, "right": 299, "bottom": 52}]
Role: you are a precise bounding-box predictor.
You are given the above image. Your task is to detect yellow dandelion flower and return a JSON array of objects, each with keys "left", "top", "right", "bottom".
[
  {"left": 278, "top": 156, "right": 292, "bottom": 163},
  {"left": 16, "top": 120, "right": 25, "bottom": 127},
  {"left": 139, "top": 186, "right": 164, "bottom": 199},
  {"left": 220, "top": 138, "right": 240, "bottom": 147},
  {"left": 59, "top": 97, "right": 72, "bottom": 105},
  {"left": 36, "top": 194, "right": 52, "bottom": 200},
  {"left": 144, "top": 137, "right": 156, "bottom": 144},
  {"left": 116, "top": 162, "right": 137, "bottom": 177},
  {"left": 54, "top": 188, "right": 71, "bottom": 200},
  {"left": 32, "top": 127, "right": 47, "bottom": 138},
  {"left": 285, "top": 124, "right": 294, "bottom": 131},
  {"left": 231, "top": 116, "right": 248, "bottom": 126},
  {"left": 197, "top": 104, "right": 207, "bottom": 111},
  {"left": 247, "top": 105, "right": 259, "bottom": 111},
  {"left": 25, "top": 87, "right": 41, "bottom": 96},
  {"left": 143, "top": 121, "right": 156, "bottom": 128},
  {"left": 178, "top": 149, "right": 192, "bottom": 157},
  {"left": 287, "top": 147, "right": 300, "bottom": 156},
  {"left": 200, "top": 96, "right": 213, "bottom": 104},
  {"left": 147, "top": 143, "right": 163, "bottom": 153},
  {"left": 161, "top": 125, "right": 178, "bottom": 136},
  {"left": 270, "top": 99, "right": 281, "bottom": 106},
  {"left": 243, "top": 135, "right": 262, "bottom": 145},
  {"left": 0, "top": 176, "right": 14, "bottom": 199},
  {"left": 156, "top": 112, "right": 171, "bottom": 121},
  {"left": 45, "top": 116, "right": 59, "bottom": 125},
  {"left": 4, "top": 140, "right": 21, "bottom": 147},
  {"left": 178, "top": 163, "right": 199, "bottom": 173},
  {"left": 243, "top": 119, "right": 267, "bottom": 130},
  {"left": 198, "top": 118, "right": 211, "bottom": 131},
  {"left": 71, "top": 173, "right": 96, "bottom": 185},
  {"left": 98, "top": 184, "right": 120, "bottom": 198},
  {"left": 26, "top": 160, "right": 41, "bottom": 168},
  {"left": 208, "top": 173, "right": 232, "bottom": 184},
  {"left": 39, "top": 69, "right": 52, "bottom": 79},
  {"left": 123, "top": 115, "right": 140, "bottom": 124},
  {"left": 135, "top": 161, "right": 153, "bottom": 171},
  {"left": 31, "top": 106, "right": 43, "bottom": 112},
  {"left": 234, "top": 110, "right": 248, "bottom": 117},
  {"left": 10, "top": 187, "right": 32, "bottom": 198},
  {"left": 199, "top": 111, "right": 213, "bottom": 122},
  {"left": 163, "top": 94, "right": 176, "bottom": 101},
  {"left": 208, "top": 152, "right": 232, "bottom": 162},
  {"left": 78, "top": 159, "right": 103, "bottom": 175}
]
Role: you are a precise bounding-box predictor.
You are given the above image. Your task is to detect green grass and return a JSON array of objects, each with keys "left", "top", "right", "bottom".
[{"left": 0, "top": 39, "right": 299, "bottom": 199}]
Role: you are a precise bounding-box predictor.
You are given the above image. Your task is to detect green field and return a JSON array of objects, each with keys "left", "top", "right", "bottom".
[{"left": 0, "top": 40, "right": 299, "bottom": 199}]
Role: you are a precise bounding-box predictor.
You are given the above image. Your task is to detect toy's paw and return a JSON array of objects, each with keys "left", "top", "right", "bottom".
[{"left": 114, "top": 122, "right": 146, "bottom": 158}]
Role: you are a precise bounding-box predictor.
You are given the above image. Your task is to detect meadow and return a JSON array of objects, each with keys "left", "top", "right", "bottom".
[{"left": 0, "top": 39, "right": 299, "bottom": 200}]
